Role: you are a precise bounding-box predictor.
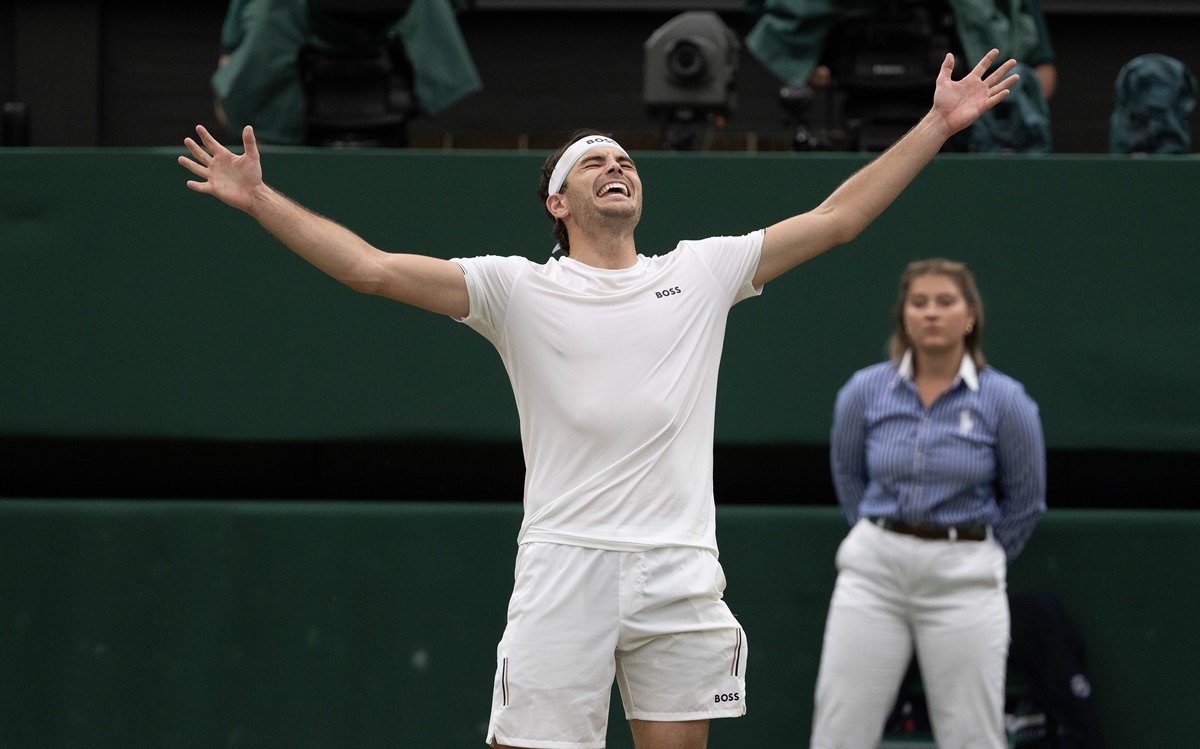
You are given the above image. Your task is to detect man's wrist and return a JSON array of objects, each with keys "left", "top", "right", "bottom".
[
  {"left": 918, "top": 110, "right": 956, "bottom": 144},
  {"left": 247, "top": 182, "right": 279, "bottom": 218}
]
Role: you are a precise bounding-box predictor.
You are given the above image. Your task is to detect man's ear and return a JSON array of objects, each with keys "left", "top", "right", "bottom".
[{"left": 546, "top": 192, "right": 570, "bottom": 220}]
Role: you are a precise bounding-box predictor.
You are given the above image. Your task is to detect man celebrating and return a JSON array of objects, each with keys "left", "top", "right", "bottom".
[{"left": 179, "top": 49, "right": 1017, "bottom": 749}]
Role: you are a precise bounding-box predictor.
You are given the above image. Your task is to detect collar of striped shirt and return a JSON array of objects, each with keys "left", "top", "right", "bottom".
[{"left": 895, "top": 349, "right": 980, "bottom": 392}]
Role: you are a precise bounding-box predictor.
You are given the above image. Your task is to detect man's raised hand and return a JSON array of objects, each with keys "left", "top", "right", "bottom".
[
  {"left": 178, "top": 125, "right": 264, "bottom": 214},
  {"left": 931, "top": 49, "right": 1019, "bottom": 136}
]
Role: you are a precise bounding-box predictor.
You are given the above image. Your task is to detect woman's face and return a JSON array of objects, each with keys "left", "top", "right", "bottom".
[{"left": 903, "top": 273, "right": 974, "bottom": 356}]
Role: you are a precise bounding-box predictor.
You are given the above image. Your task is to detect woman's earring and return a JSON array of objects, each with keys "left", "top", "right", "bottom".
[{"left": 965, "top": 323, "right": 974, "bottom": 334}]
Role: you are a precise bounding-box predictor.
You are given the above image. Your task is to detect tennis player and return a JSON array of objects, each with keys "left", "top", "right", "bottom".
[{"left": 179, "top": 49, "right": 1018, "bottom": 749}]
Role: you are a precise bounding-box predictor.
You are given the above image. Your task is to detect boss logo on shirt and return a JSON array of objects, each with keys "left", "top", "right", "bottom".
[
  {"left": 714, "top": 692, "right": 740, "bottom": 703},
  {"left": 655, "top": 286, "right": 683, "bottom": 299}
]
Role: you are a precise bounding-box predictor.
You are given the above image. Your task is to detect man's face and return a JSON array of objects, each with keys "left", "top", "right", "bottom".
[{"left": 562, "top": 147, "right": 642, "bottom": 226}]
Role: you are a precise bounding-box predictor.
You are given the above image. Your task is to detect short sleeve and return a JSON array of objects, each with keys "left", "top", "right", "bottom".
[
  {"left": 681, "top": 230, "right": 765, "bottom": 306},
  {"left": 451, "top": 255, "right": 528, "bottom": 345}
]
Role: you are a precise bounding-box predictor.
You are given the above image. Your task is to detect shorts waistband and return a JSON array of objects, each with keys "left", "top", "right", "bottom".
[{"left": 867, "top": 516, "right": 988, "bottom": 542}]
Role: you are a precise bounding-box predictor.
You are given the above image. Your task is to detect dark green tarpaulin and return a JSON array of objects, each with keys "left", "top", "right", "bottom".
[{"left": 211, "top": 0, "right": 481, "bottom": 145}]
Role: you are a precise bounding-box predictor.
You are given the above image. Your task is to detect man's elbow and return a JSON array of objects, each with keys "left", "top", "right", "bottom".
[
  {"left": 344, "top": 276, "right": 381, "bottom": 296},
  {"left": 340, "top": 256, "right": 389, "bottom": 296},
  {"left": 824, "top": 210, "right": 861, "bottom": 247}
]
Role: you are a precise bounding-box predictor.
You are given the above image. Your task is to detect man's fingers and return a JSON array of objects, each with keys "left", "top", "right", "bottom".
[
  {"left": 990, "top": 76, "right": 1019, "bottom": 100},
  {"left": 184, "top": 179, "right": 212, "bottom": 194},
  {"left": 177, "top": 154, "right": 208, "bottom": 178},
  {"left": 984, "top": 58, "right": 1019, "bottom": 87},
  {"left": 243, "top": 125, "right": 259, "bottom": 160},
  {"left": 971, "top": 48, "right": 1001, "bottom": 78},
  {"left": 196, "top": 124, "right": 225, "bottom": 154},
  {"left": 183, "top": 137, "right": 210, "bottom": 165},
  {"left": 936, "top": 53, "right": 955, "bottom": 85},
  {"left": 991, "top": 71, "right": 1021, "bottom": 95},
  {"left": 987, "top": 88, "right": 1013, "bottom": 107}
]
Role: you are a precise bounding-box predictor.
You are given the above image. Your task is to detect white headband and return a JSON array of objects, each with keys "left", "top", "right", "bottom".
[{"left": 548, "top": 136, "right": 629, "bottom": 195}]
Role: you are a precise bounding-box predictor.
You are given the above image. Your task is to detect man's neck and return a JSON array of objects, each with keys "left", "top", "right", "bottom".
[{"left": 565, "top": 233, "right": 638, "bottom": 270}]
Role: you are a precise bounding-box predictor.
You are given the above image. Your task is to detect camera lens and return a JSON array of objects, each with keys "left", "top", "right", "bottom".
[{"left": 667, "top": 40, "right": 707, "bottom": 83}]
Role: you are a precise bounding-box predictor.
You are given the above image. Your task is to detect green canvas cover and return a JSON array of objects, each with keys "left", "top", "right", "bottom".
[{"left": 1109, "top": 53, "right": 1197, "bottom": 155}]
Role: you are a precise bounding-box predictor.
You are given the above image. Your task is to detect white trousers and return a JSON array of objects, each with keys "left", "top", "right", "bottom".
[{"left": 810, "top": 518, "right": 1010, "bottom": 749}]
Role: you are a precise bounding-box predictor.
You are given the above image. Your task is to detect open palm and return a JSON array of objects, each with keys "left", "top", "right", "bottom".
[
  {"left": 932, "top": 49, "right": 1020, "bottom": 135},
  {"left": 178, "top": 125, "right": 264, "bottom": 214}
]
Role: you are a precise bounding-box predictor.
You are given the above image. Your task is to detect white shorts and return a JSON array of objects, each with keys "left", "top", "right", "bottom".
[{"left": 486, "top": 542, "right": 748, "bottom": 749}]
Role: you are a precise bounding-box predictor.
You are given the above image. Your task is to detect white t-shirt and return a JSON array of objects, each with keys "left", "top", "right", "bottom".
[{"left": 453, "top": 231, "right": 763, "bottom": 554}]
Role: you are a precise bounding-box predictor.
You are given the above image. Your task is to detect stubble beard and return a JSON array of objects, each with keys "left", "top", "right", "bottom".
[{"left": 575, "top": 197, "right": 642, "bottom": 242}]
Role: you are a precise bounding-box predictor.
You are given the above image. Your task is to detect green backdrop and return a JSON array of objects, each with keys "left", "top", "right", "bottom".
[
  {"left": 2, "top": 147, "right": 1197, "bottom": 748},
  {"left": 1, "top": 148, "right": 1198, "bottom": 450},
  {"left": 2, "top": 501, "right": 1197, "bottom": 749}
]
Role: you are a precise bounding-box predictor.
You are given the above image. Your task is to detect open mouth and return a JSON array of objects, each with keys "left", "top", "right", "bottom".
[{"left": 596, "top": 181, "right": 630, "bottom": 198}]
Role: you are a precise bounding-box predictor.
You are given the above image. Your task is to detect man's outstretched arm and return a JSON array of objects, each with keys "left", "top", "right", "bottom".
[
  {"left": 179, "top": 124, "right": 470, "bottom": 318},
  {"left": 752, "top": 49, "right": 1019, "bottom": 288}
]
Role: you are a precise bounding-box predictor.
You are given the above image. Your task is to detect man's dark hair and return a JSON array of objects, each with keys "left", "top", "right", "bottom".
[{"left": 538, "top": 128, "right": 611, "bottom": 256}]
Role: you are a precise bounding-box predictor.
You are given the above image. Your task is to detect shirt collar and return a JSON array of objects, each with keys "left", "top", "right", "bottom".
[{"left": 896, "top": 349, "right": 980, "bottom": 392}]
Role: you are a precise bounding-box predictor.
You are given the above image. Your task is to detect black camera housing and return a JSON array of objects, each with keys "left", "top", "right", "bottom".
[{"left": 643, "top": 11, "right": 740, "bottom": 117}]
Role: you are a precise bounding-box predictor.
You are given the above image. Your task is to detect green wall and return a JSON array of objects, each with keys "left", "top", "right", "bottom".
[
  {"left": 2, "top": 148, "right": 1198, "bottom": 450},
  {"left": 2, "top": 501, "right": 1196, "bottom": 748},
  {"left": 3, "top": 148, "right": 1196, "bottom": 746}
]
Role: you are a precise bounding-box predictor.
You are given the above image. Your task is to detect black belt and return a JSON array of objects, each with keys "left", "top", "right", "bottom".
[{"left": 868, "top": 516, "right": 988, "bottom": 542}]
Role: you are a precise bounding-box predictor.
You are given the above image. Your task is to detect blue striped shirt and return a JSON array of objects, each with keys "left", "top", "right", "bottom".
[{"left": 829, "top": 351, "right": 1046, "bottom": 560}]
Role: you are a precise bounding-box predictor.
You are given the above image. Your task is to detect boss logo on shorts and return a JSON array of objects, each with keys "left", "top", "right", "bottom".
[
  {"left": 713, "top": 692, "right": 741, "bottom": 703},
  {"left": 655, "top": 286, "right": 682, "bottom": 299}
]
